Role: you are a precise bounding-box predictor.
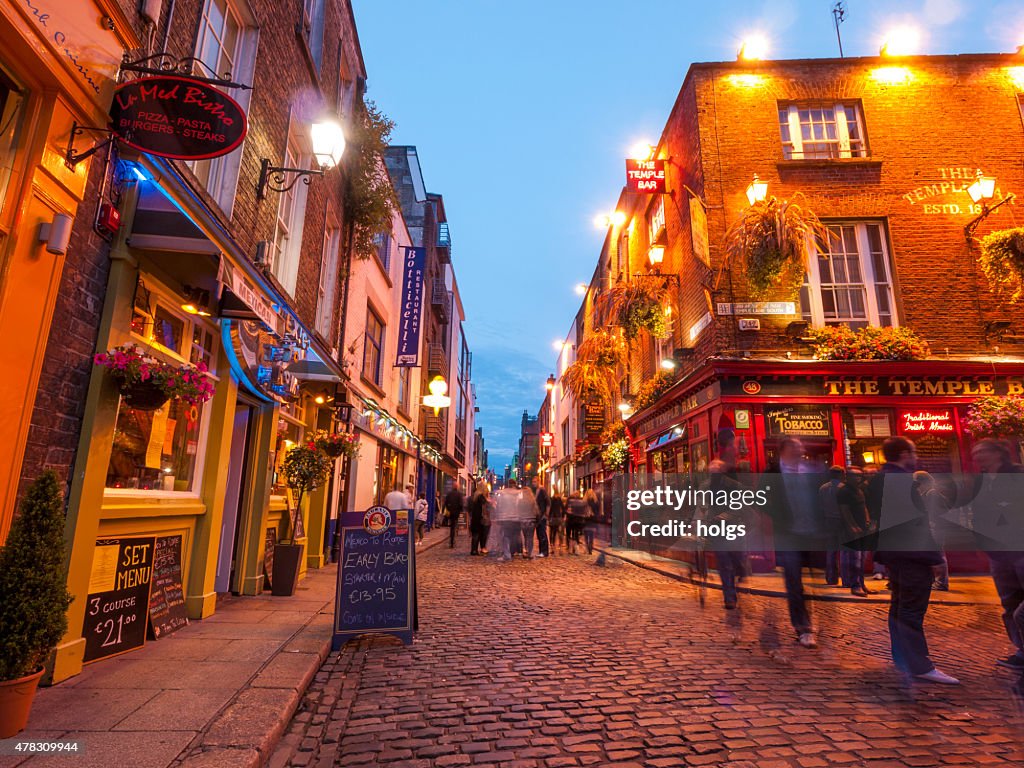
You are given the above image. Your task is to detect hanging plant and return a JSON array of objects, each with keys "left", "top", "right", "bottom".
[
  {"left": 632, "top": 370, "right": 678, "bottom": 413},
  {"left": 964, "top": 395, "right": 1024, "bottom": 439},
  {"left": 94, "top": 345, "right": 215, "bottom": 410},
  {"left": 807, "top": 325, "right": 929, "bottom": 361},
  {"left": 561, "top": 360, "right": 618, "bottom": 407},
  {"left": 725, "top": 196, "right": 831, "bottom": 298},
  {"left": 344, "top": 100, "right": 399, "bottom": 261},
  {"left": 597, "top": 278, "right": 672, "bottom": 341},
  {"left": 601, "top": 420, "right": 626, "bottom": 445},
  {"left": 978, "top": 227, "right": 1024, "bottom": 303},
  {"left": 602, "top": 439, "right": 630, "bottom": 471},
  {"left": 576, "top": 328, "right": 628, "bottom": 369},
  {"left": 312, "top": 430, "right": 360, "bottom": 461}
]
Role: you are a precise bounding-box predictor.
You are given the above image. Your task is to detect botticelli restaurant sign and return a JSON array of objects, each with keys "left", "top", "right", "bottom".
[
  {"left": 626, "top": 159, "right": 666, "bottom": 194},
  {"left": 899, "top": 409, "right": 955, "bottom": 435},
  {"left": 109, "top": 76, "right": 248, "bottom": 160},
  {"left": 765, "top": 405, "right": 831, "bottom": 437},
  {"left": 396, "top": 248, "right": 426, "bottom": 366}
]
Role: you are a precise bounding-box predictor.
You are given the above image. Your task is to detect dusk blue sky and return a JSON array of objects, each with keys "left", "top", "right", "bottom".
[{"left": 352, "top": 0, "right": 1023, "bottom": 465}]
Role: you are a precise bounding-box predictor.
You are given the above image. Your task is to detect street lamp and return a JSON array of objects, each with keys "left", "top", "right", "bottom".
[
  {"left": 546, "top": 374, "right": 556, "bottom": 391},
  {"left": 880, "top": 26, "right": 921, "bottom": 57},
  {"left": 746, "top": 173, "right": 768, "bottom": 205},
  {"left": 965, "top": 170, "right": 1016, "bottom": 239},
  {"left": 422, "top": 375, "right": 451, "bottom": 415},
  {"left": 594, "top": 211, "right": 627, "bottom": 229},
  {"left": 738, "top": 34, "right": 769, "bottom": 61},
  {"left": 257, "top": 120, "right": 346, "bottom": 199},
  {"left": 575, "top": 283, "right": 588, "bottom": 296},
  {"left": 648, "top": 245, "right": 665, "bottom": 266}
]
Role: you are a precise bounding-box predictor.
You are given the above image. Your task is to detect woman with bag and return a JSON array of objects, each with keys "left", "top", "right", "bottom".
[{"left": 414, "top": 492, "right": 429, "bottom": 545}]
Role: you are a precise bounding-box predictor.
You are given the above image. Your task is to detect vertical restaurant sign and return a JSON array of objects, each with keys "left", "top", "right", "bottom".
[
  {"left": 396, "top": 247, "right": 426, "bottom": 366},
  {"left": 626, "top": 159, "right": 666, "bottom": 193}
]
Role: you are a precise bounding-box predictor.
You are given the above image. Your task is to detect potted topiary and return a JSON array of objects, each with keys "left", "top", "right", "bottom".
[
  {"left": 0, "top": 471, "right": 73, "bottom": 737},
  {"left": 273, "top": 445, "right": 332, "bottom": 596}
]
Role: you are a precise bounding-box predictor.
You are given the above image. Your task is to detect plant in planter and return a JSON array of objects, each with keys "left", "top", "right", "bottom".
[
  {"left": 725, "top": 196, "right": 831, "bottom": 298},
  {"left": 94, "top": 345, "right": 215, "bottom": 411},
  {"left": 632, "top": 370, "right": 679, "bottom": 413},
  {"left": 313, "top": 430, "right": 360, "bottom": 461},
  {"left": 598, "top": 279, "right": 672, "bottom": 341},
  {"left": 807, "top": 325, "right": 929, "bottom": 361},
  {"left": 964, "top": 395, "right": 1024, "bottom": 439},
  {"left": 601, "top": 420, "right": 627, "bottom": 445},
  {"left": 602, "top": 439, "right": 630, "bottom": 472},
  {"left": 0, "top": 471, "right": 73, "bottom": 737},
  {"left": 978, "top": 227, "right": 1024, "bottom": 303},
  {"left": 273, "top": 445, "right": 332, "bottom": 596},
  {"left": 561, "top": 360, "right": 619, "bottom": 407}
]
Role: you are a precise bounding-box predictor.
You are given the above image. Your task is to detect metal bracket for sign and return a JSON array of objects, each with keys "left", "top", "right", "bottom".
[
  {"left": 65, "top": 122, "right": 119, "bottom": 169},
  {"left": 120, "top": 52, "right": 253, "bottom": 91},
  {"left": 257, "top": 158, "right": 325, "bottom": 199}
]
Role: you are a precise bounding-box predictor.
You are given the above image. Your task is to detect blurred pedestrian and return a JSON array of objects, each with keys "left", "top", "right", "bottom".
[
  {"left": 414, "top": 492, "right": 428, "bottom": 545},
  {"left": 518, "top": 485, "right": 539, "bottom": 559},
  {"left": 468, "top": 481, "right": 492, "bottom": 556},
  {"left": 384, "top": 483, "right": 412, "bottom": 511},
  {"left": 820, "top": 466, "right": 871, "bottom": 596},
  {"left": 444, "top": 484, "right": 465, "bottom": 549},
  {"left": 566, "top": 491, "right": 587, "bottom": 555},
  {"left": 533, "top": 479, "right": 550, "bottom": 558},
  {"left": 583, "top": 488, "right": 600, "bottom": 554},
  {"left": 549, "top": 492, "right": 566, "bottom": 552},
  {"left": 867, "top": 436, "right": 957, "bottom": 684},
  {"left": 702, "top": 459, "right": 749, "bottom": 610},
  {"left": 494, "top": 481, "right": 521, "bottom": 561}
]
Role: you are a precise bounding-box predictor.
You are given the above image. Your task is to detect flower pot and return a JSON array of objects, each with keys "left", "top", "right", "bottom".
[
  {"left": 0, "top": 668, "right": 44, "bottom": 738},
  {"left": 119, "top": 379, "right": 171, "bottom": 411},
  {"left": 319, "top": 443, "right": 345, "bottom": 459},
  {"left": 271, "top": 542, "right": 304, "bottom": 596}
]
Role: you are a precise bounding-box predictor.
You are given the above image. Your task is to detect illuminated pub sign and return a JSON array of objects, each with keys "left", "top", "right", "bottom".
[
  {"left": 626, "top": 159, "right": 666, "bottom": 194},
  {"left": 721, "top": 375, "right": 1024, "bottom": 398},
  {"left": 110, "top": 76, "right": 248, "bottom": 160},
  {"left": 540, "top": 432, "right": 554, "bottom": 448},
  {"left": 764, "top": 405, "right": 831, "bottom": 437},
  {"left": 899, "top": 409, "right": 955, "bottom": 435}
]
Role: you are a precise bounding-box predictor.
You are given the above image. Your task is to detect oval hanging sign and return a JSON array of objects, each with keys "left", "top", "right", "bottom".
[{"left": 109, "top": 76, "right": 248, "bottom": 161}]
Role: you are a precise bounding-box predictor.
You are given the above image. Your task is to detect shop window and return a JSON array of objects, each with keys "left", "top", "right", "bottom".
[
  {"left": 272, "top": 409, "right": 305, "bottom": 495},
  {"left": 800, "top": 221, "right": 895, "bottom": 329},
  {"left": 374, "top": 444, "right": 400, "bottom": 505},
  {"left": 316, "top": 218, "right": 341, "bottom": 336},
  {"left": 362, "top": 307, "right": 384, "bottom": 387},
  {"left": 0, "top": 67, "right": 25, "bottom": 213},
  {"left": 190, "top": 0, "right": 257, "bottom": 214},
  {"left": 271, "top": 133, "right": 310, "bottom": 295},
  {"left": 778, "top": 102, "right": 867, "bottom": 160}
]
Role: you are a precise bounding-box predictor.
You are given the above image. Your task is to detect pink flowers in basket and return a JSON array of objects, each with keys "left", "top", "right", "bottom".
[
  {"left": 94, "top": 345, "right": 215, "bottom": 406},
  {"left": 964, "top": 395, "right": 1024, "bottom": 439},
  {"left": 807, "top": 326, "right": 929, "bottom": 361}
]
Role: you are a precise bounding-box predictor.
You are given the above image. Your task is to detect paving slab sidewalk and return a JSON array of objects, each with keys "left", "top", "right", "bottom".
[
  {"left": 0, "top": 526, "right": 450, "bottom": 768},
  {"left": 597, "top": 542, "right": 1001, "bottom": 605}
]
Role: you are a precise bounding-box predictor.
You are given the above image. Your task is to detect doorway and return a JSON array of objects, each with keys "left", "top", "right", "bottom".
[{"left": 215, "top": 399, "right": 254, "bottom": 593}]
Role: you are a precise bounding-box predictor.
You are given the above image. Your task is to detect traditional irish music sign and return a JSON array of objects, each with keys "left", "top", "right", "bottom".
[{"left": 110, "top": 76, "right": 248, "bottom": 160}]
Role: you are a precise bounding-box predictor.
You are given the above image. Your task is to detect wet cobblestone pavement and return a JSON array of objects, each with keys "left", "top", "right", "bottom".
[{"left": 271, "top": 542, "right": 1024, "bottom": 767}]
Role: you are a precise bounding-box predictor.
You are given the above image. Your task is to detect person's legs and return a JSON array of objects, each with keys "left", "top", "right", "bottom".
[
  {"left": 889, "top": 561, "right": 935, "bottom": 675},
  {"left": 449, "top": 512, "right": 459, "bottom": 547},
  {"left": 777, "top": 550, "right": 811, "bottom": 636},
  {"left": 584, "top": 525, "right": 595, "bottom": 554},
  {"left": 991, "top": 556, "right": 1024, "bottom": 652},
  {"left": 826, "top": 547, "right": 840, "bottom": 585},
  {"left": 522, "top": 522, "right": 535, "bottom": 557},
  {"left": 933, "top": 554, "right": 949, "bottom": 590},
  {"left": 717, "top": 549, "right": 739, "bottom": 607},
  {"left": 537, "top": 520, "right": 549, "bottom": 556},
  {"left": 416, "top": 520, "right": 425, "bottom": 543},
  {"left": 501, "top": 522, "right": 514, "bottom": 559},
  {"left": 480, "top": 525, "right": 490, "bottom": 553},
  {"left": 549, "top": 522, "right": 559, "bottom": 551}
]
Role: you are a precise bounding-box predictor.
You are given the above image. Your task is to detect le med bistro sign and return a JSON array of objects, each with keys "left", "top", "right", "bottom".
[{"left": 109, "top": 76, "right": 248, "bottom": 160}]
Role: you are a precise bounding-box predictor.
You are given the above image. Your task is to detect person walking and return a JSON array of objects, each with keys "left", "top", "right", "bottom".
[
  {"left": 702, "top": 459, "right": 749, "bottom": 610},
  {"left": 468, "top": 481, "right": 492, "bottom": 556},
  {"left": 842, "top": 468, "right": 871, "bottom": 595},
  {"left": 583, "top": 488, "right": 600, "bottom": 554},
  {"left": 820, "top": 466, "right": 871, "bottom": 596},
  {"left": 867, "top": 436, "right": 958, "bottom": 685},
  {"left": 414, "top": 492, "right": 428, "bottom": 545},
  {"left": 549, "top": 492, "right": 565, "bottom": 553},
  {"left": 533, "top": 479, "right": 550, "bottom": 558},
  {"left": 566, "top": 491, "right": 587, "bottom": 555},
  {"left": 968, "top": 438, "right": 1024, "bottom": 676},
  {"left": 444, "top": 484, "right": 465, "bottom": 549},
  {"left": 518, "top": 485, "right": 539, "bottom": 559},
  {"left": 762, "top": 436, "right": 827, "bottom": 649},
  {"left": 384, "top": 483, "right": 413, "bottom": 511},
  {"left": 494, "top": 482, "right": 522, "bottom": 561}
]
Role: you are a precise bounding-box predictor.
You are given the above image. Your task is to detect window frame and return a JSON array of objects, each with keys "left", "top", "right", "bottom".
[
  {"left": 315, "top": 212, "right": 342, "bottom": 337},
  {"left": 800, "top": 220, "right": 896, "bottom": 329},
  {"left": 270, "top": 129, "right": 311, "bottom": 295},
  {"left": 778, "top": 101, "right": 868, "bottom": 161},
  {"left": 362, "top": 305, "right": 385, "bottom": 388}
]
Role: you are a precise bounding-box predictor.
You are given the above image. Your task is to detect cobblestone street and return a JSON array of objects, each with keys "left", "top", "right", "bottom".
[{"left": 272, "top": 542, "right": 1024, "bottom": 768}]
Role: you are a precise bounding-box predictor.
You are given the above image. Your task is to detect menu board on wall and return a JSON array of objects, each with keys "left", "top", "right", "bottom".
[
  {"left": 83, "top": 537, "right": 155, "bottom": 663},
  {"left": 333, "top": 509, "right": 415, "bottom": 648},
  {"left": 584, "top": 402, "right": 604, "bottom": 436},
  {"left": 148, "top": 535, "right": 189, "bottom": 640}
]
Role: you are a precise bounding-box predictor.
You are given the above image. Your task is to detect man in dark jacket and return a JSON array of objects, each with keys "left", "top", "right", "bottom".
[
  {"left": 820, "top": 466, "right": 871, "bottom": 596},
  {"left": 867, "top": 436, "right": 957, "bottom": 684},
  {"left": 761, "top": 436, "right": 827, "bottom": 648},
  {"left": 968, "top": 439, "right": 1024, "bottom": 674},
  {"left": 533, "top": 479, "right": 550, "bottom": 558},
  {"left": 444, "top": 485, "right": 465, "bottom": 548}
]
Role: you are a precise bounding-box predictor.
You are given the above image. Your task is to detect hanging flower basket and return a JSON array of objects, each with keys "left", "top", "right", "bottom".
[
  {"left": 602, "top": 439, "right": 630, "bottom": 471},
  {"left": 94, "top": 345, "right": 215, "bottom": 410},
  {"left": 119, "top": 379, "right": 172, "bottom": 411},
  {"left": 313, "top": 430, "right": 360, "bottom": 461},
  {"left": 963, "top": 395, "right": 1024, "bottom": 439},
  {"left": 725, "top": 196, "right": 831, "bottom": 299},
  {"left": 597, "top": 279, "right": 672, "bottom": 341},
  {"left": 806, "top": 325, "right": 929, "bottom": 361},
  {"left": 978, "top": 227, "right": 1024, "bottom": 303}
]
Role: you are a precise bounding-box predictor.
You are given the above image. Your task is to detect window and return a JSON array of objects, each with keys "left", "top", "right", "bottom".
[
  {"left": 336, "top": 34, "right": 356, "bottom": 117},
  {"left": 0, "top": 67, "right": 25, "bottom": 213},
  {"left": 316, "top": 219, "right": 341, "bottom": 336},
  {"left": 397, "top": 366, "right": 411, "bottom": 414},
  {"left": 362, "top": 307, "right": 385, "bottom": 386},
  {"left": 301, "top": 0, "right": 326, "bottom": 71},
  {"left": 373, "top": 232, "right": 391, "bottom": 272},
  {"left": 800, "top": 221, "right": 895, "bottom": 329},
  {"left": 778, "top": 102, "right": 867, "bottom": 160},
  {"left": 647, "top": 196, "right": 665, "bottom": 245},
  {"left": 191, "top": 0, "right": 257, "bottom": 212},
  {"left": 271, "top": 134, "right": 310, "bottom": 295}
]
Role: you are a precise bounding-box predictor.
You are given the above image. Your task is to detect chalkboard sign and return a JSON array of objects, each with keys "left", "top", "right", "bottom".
[
  {"left": 148, "top": 535, "right": 189, "bottom": 639},
  {"left": 83, "top": 537, "right": 155, "bottom": 663},
  {"left": 333, "top": 508, "right": 415, "bottom": 648},
  {"left": 263, "top": 527, "right": 277, "bottom": 591}
]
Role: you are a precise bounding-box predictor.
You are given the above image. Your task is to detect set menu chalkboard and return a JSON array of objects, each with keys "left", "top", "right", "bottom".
[
  {"left": 333, "top": 508, "right": 416, "bottom": 648},
  {"left": 83, "top": 537, "right": 155, "bottom": 663},
  {"left": 148, "top": 535, "right": 189, "bottom": 639}
]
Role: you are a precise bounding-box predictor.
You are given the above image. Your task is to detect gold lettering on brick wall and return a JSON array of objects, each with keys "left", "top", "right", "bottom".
[{"left": 902, "top": 167, "right": 1016, "bottom": 215}]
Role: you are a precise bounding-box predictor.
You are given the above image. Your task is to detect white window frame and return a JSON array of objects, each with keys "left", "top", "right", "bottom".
[
  {"left": 779, "top": 102, "right": 867, "bottom": 160},
  {"left": 190, "top": 0, "right": 258, "bottom": 215},
  {"left": 801, "top": 221, "right": 896, "bottom": 329},
  {"left": 315, "top": 213, "right": 342, "bottom": 336},
  {"left": 271, "top": 130, "right": 311, "bottom": 295}
]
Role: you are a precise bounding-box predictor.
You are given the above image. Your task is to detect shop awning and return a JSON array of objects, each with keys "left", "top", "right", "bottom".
[{"left": 646, "top": 427, "right": 686, "bottom": 452}]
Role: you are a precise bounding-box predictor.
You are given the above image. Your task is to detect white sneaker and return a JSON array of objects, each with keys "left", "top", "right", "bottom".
[
  {"left": 797, "top": 632, "right": 818, "bottom": 648},
  {"left": 915, "top": 669, "right": 959, "bottom": 685}
]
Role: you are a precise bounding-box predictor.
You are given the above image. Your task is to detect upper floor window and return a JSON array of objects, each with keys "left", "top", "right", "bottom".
[
  {"left": 647, "top": 196, "right": 665, "bottom": 245},
  {"left": 301, "top": 0, "right": 326, "bottom": 71},
  {"left": 191, "top": 0, "right": 257, "bottom": 213},
  {"left": 0, "top": 68, "right": 25, "bottom": 214},
  {"left": 778, "top": 102, "right": 867, "bottom": 160},
  {"left": 271, "top": 132, "right": 310, "bottom": 295},
  {"left": 397, "top": 366, "right": 411, "bottom": 415},
  {"left": 315, "top": 217, "right": 342, "bottom": 337},
  {"left": 800, "top": 221, "right": 895, "bottom": 329},
  {"left": 373, "top": 232, "right": 391, "bottom": 272},
  {"left": 363, "top": 307, "right": 385, "bottom": 387}
]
